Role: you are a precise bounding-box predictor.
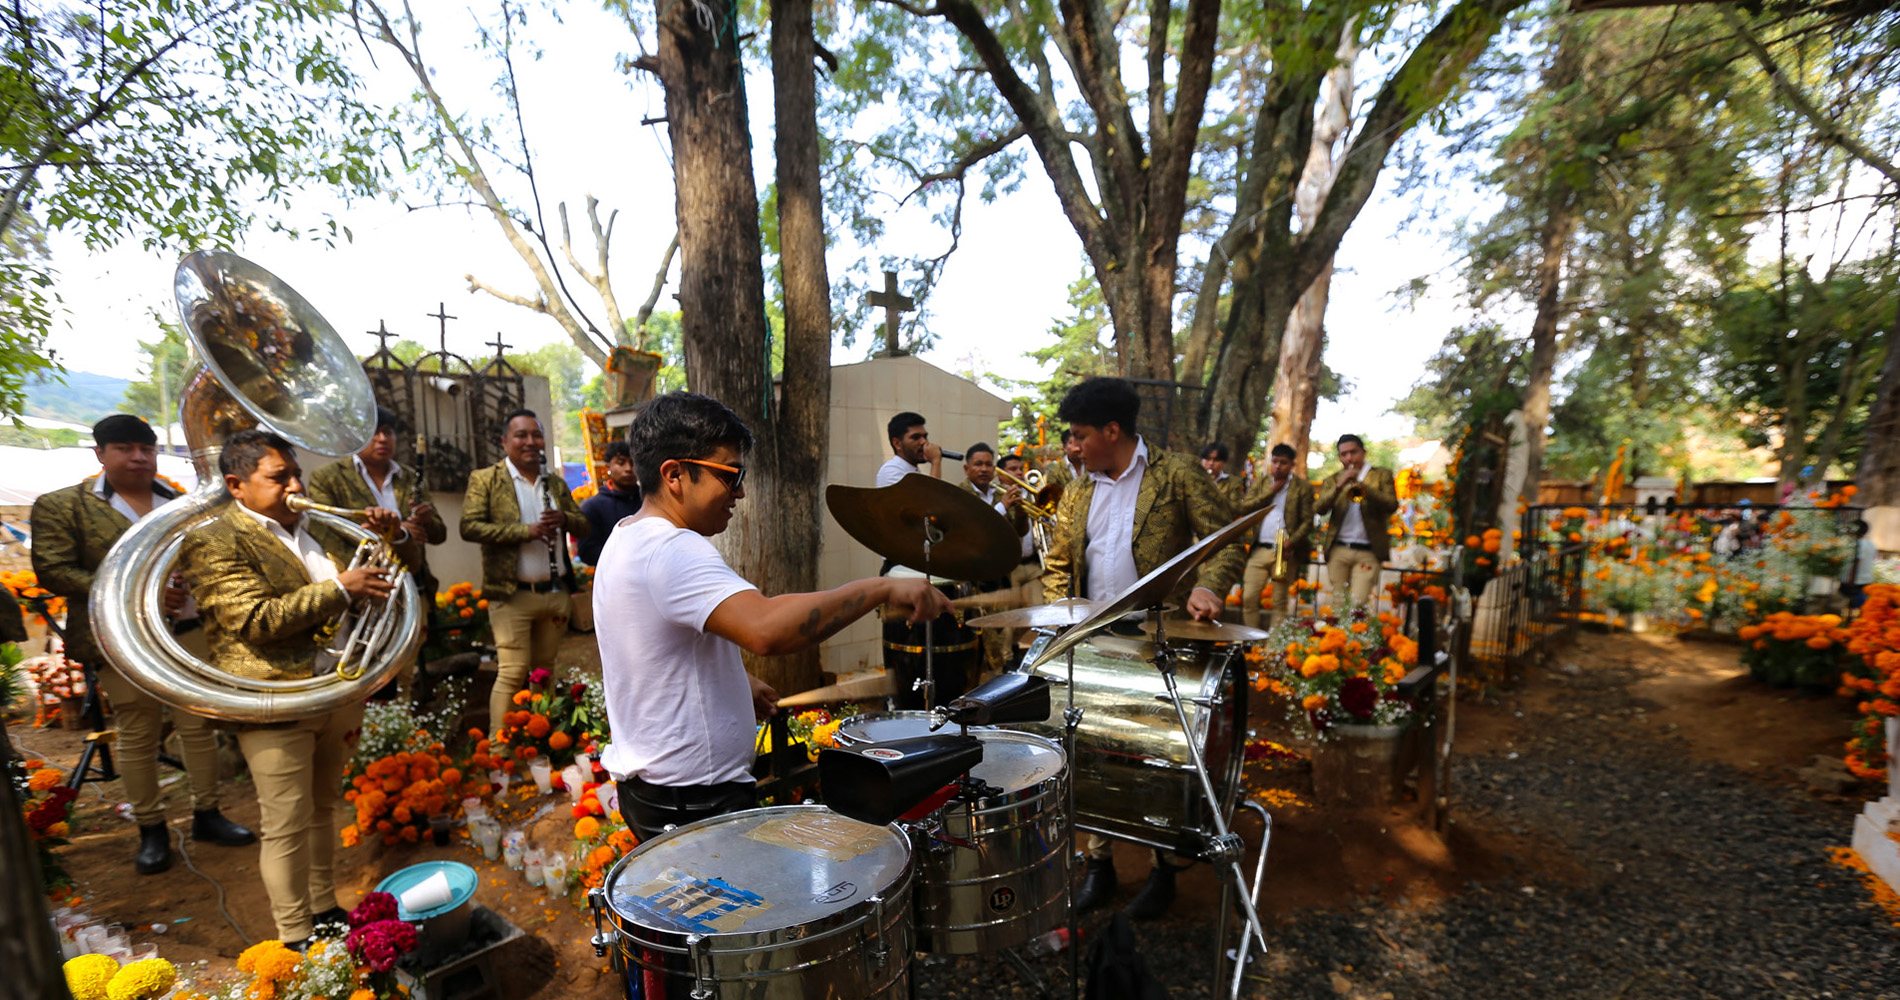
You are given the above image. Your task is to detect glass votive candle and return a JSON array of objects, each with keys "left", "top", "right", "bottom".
[
  {"left": 544, "top": 861, "right": 568, "bottom": 898},
  {"left": 529, "top": 761, "right": 553, "bottom": 794},
  {"left": 523, "top": 848, "right": 545, "bottom": 886},
  {"left": 132, "top": 944, "right": 160, "bottom": 962},
  {"left": 462, "top": 797, "right": 486, "bottom": 820},
  {"left": 502, "top": 830, "right": 526, "bottom": 870},
  {"left": 561, "top": 766, "right": 585, "bottom": 802},
  {"left": 489, "top": 769, "right": 510, "bottom": 796},
  {"left": 474, "top": 818, "right": 502, "bottom": 860}
]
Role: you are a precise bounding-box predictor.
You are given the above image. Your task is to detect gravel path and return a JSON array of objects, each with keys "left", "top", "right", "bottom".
[{"left": 918, "top": 652, "right": 1900, "bottom": 1000}]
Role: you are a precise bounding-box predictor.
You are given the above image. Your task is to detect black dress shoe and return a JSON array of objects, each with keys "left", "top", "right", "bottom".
[
  {"left": 312, "top": 906, "right": 350, "bottom": 936},
  {"left": 135, "top": 823, "right": 173, "bottom": 875},
  {"left": 191, "top": 809, "right": 258, "bottom": 847},
  {"left": 1076, "top": 856, "right": 1117, "bottom": 911},
  {"left": 1124, "top": 861, "right": 1180, "bottom": 921}
]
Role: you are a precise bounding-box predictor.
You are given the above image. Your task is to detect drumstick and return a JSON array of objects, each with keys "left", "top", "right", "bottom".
[{"left": 776, "top": 673, "right": 898, "bottom": 708}]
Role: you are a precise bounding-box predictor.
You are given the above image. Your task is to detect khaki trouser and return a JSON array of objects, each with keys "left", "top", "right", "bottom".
[
  {"left": 95, "top": 632, "right": 223, "bottom": 826},
  {"left": 488, "top": 588, "right": 571, "bottom": 726},
  {"left": 1326, "top": 544, "right": 1382, "bottom": 609},
  {"left": 1240, "top": 546, "right": 1297, "bottom": 629},
  {"left": 237, "top": 701, "right": 364, "bottom": 942}
]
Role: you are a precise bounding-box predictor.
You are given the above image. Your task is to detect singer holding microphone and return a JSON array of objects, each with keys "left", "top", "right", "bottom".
[{"left": 461, "top": 409, "right": 591, "bottom": 728}]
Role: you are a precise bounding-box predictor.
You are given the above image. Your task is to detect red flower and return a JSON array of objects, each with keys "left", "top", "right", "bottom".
[
  {"left": 347, "top": 918, "right": 418, "bottom": 972},
  {"left": 1339, "top": 676, "right": 1378, "bottom": 719},
  {"left": 348, "top": 891, "right": 399, "bottom": 929}
]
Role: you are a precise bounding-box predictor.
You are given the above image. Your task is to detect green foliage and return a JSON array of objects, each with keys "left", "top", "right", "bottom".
[
  {"left": 998, "top": 269, "right": 1115, "bottom": 443},
  {"left": 0, "top": 424, "right": 81, "bottom": 448},
  {"left": 119, "top": 316, "right": 190, "bottom": 427}
]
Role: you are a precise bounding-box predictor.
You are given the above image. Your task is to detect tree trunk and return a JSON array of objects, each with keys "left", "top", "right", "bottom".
[
  {"left": 659, "top": 0, "right": 819, "bottom": 696},
  {"left": 1520, "top": 189, "right": 1572, "bottom": 498},
  {"left": 771, "top": 0, "right": 832, "bottom": 692},
  {"left": 1857, "top": 326, "right": 1900, "bottom": 506},
  {"left": 1268, "top": 32, "right": 1354, "bottom": 471}
]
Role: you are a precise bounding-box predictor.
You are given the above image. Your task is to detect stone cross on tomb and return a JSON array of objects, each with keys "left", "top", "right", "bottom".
[
  {"left": 865, "top": 270, "right": 914, "bottom": 358},
  {"left": 427, "top": 302, "right": 457, "bottom": 355}
]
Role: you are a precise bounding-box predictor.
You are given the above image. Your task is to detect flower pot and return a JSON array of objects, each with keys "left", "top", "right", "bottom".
[{"left": 1309, "top": 722, "right": 1406, "bottom": 808}]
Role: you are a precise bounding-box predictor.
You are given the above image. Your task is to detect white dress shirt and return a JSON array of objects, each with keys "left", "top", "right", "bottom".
[
  {"left": 1258, "top": 479, "right": 1290, "bottom": 544},
  {"left": 508, "top": 460, "right": 565, "bottom": 584},
  {"left": 1083, "top": 437, "right": 1149, "bottom": 605},
  {"left": 95, "top": 476, "right": 198, "bottom": 619},
  {"left": 1336, "top": 464, "right": 1371, "bottom": 545},
  {"left": 353, "top": 455, "right": 414, "bottom": 545},
  {"left": 877, "top": 454, "right": 920, "bottom": 487}
]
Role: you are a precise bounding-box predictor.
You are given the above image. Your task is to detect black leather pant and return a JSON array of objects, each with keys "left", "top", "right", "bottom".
[{"left": 615, "top": 777, "right": 757, "bottom": 843}]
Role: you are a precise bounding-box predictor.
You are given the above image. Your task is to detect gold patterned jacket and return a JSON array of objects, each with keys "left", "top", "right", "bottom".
[
  {"left": 30, "top": 477, "right": 181, "bottom": 668},
  {"left": 1041, "top": 445, "right": 1246, "bottom": 605},
  {"left": 179, "top": 502, "right": 355, "bottom": 681},
  {"left": 1314, "top": 466, "right": 1400, "bottom": 562},
  {"left": 458, "top": 460, "right": 590, "bottom": 599},
  {"left": 1237, "top": 473, "right": 1317, "bottom": 570},
  {"left": 305, "top": 458, "right": 444, "bottom": 593}
]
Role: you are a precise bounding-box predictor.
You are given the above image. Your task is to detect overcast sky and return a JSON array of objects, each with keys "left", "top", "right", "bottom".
[{"left": 41, "top": 2, "right": 1491, "bottom": 445}]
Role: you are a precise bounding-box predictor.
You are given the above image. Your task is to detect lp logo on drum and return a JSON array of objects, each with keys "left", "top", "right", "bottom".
[
  {"left": 988, "top": 886, "right": 1016, "bottom": 913},
  {"left": 813, "top": 881, "right": 857, "bottom": 904}
]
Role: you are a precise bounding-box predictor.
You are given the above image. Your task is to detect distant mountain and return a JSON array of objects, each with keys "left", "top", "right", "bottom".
[{"left": 22, "top": 371, "right": 132, "bottom": 425}]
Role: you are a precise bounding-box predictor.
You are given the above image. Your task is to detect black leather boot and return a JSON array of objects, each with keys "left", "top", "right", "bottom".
[
  {"left": 135, "top": 823, "right": 173, "bottom": 875},
  {"left": 192, "top": 809, "right": 258, "bottom": 847},
  {"left": 1124, "top": 860, "right": 1179, "bottom": 921},
  {"left": 1076, "top": 855, "right": 1116, "bottom": 911}
]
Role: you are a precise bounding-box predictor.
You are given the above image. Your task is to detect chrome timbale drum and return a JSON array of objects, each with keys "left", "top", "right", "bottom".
[
  {"left": 1014, "top": 633, "right": 1246, "bottom": 856},
  {"left": 911, "top": 729, "right": 1069, "bottom": 955},
  {"left": 594, "top": 805, "right": 913, "bottom": 1000},
  {"left": 831, "top": 711, "right": 991, "bottom": 748}
]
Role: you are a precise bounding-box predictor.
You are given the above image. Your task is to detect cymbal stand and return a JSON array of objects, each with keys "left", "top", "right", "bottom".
[
  {"left": 914, "top": 516, "right": 943, "bottom": 711},
  {"left": 1062, "top": 578, "right": 1082, "bottom": 1000},
  {"left": 1146, "top": 611, "right": 1269, "bottom": 997}
]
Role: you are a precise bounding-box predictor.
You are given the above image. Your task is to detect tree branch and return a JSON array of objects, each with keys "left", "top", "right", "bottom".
[
  {"left": 901, "top": 124, "right": 1027, "bottom": 202},
  {"left": 632, "top": 232, "right": 679, "bottom": 350}
]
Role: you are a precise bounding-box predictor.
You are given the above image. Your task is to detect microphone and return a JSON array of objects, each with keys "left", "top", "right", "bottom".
[{"left": 939, "top": 449, "right": 964, "bottom": 461}]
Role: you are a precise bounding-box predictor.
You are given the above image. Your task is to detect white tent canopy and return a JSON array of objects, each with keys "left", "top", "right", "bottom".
[{"left": 0, "top": 446, "right": 199, "bottom": 506}]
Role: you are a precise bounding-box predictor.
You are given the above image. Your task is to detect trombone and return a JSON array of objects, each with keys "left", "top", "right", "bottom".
[
  {"left": 285, "top": 494, "right": 410, "bottom": 681},
  {"left": 994, "top": 466, "right": 1061, "bottom": 525}
]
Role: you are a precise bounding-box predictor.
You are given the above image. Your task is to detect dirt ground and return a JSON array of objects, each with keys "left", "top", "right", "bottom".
[{"left": 9, "top": 625, "right": 1872, "bottom": 998}]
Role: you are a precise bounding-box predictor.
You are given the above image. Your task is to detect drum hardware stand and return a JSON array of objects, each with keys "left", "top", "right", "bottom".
[
  {"left": 1145, "top": 610, "right": 1270, "bottom": 996},
  {"left": 1211, "top": 800, "right": 1273, "bottom": 999},
  {"left": 913, "top": 517, "right": 944, "bottom": 712}
]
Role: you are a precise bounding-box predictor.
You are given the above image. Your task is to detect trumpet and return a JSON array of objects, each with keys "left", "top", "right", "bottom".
[
  {"left": 285, "top": 495, "right": 411, "bottom": 682},
  {"left": 994, "top": 466, "right": 1061, "bottom": 524},
  {"left": 1346, "top": 482, "right": 1366, "bottom": 505}
]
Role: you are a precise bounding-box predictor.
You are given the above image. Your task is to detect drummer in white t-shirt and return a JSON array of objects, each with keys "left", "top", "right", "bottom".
[{"left": 593, "top": 392, "right": 953, "bottom": 840}]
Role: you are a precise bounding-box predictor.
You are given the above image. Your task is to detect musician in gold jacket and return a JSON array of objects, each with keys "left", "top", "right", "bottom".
[
  {"left": 459, "top": 409, "right": 589, "bottom": 728},
  {"left": 180, "top": 429, "right": 397, "bottom": 946},
  {"left": 1313, "top": 433, "right": 1399, "bottom": 608},
  {"left": 31, "top": 414, "right": 254, "bottom": 875},
  {"left": 1235, "top": 443, "right": 1316, "bottom": 628},
  {"left": 1040, "top": 377, "right": 1245, "bottom": 922}
]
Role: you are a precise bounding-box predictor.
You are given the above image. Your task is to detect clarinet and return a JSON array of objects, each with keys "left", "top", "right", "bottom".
[{"left": 539, "top": 476, "right": 565, "bottom": 586}]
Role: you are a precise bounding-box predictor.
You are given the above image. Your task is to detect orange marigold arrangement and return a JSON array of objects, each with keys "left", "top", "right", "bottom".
[
  {"left": 341, "top": 744, "right": 486, "bottom": 847},
  {"left": 1262, "top": 611, "right": 1420, "bottom": 738},
  {"left": 1, "top": 569, "right": 67, "bottom": 622},
  {"left": 491, "top": 672, "right": 607, "bottom": 771},
  {"left": 1735, "top": 612, "right": 1848, "bottom": 690},
  {"left": 1842, "top": 583, "right": 1900, "bottom": 781}
]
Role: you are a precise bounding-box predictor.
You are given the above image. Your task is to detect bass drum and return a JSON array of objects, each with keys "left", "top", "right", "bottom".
[
  {"left": 1012, "top": 632, "right": 1246, "bottom": 857},
  {"left": 593, "top": 805, "right": 912, "bottom": 1000}
]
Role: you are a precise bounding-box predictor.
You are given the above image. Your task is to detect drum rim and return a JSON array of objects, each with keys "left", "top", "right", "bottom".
[{"left": 600, "top": 803, "right": 913, "bottom": 945}]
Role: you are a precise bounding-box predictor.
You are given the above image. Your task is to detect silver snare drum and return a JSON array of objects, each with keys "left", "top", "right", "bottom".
[
  {"left": 593, "top": 804, "right": 913, "bottom": 999},
  {"left": 833, "top": 710, "right": 990, "bottom": 747},
  {"left": 1014, "top": 633, "right": 1246, "bottom": 856},
  {"left": 911, "top": 729, "right": 1070, "bottom": 955}
]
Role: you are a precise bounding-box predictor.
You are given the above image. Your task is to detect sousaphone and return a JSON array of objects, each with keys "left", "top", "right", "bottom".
[{"left": 89, "top": 251, "right": 423, "bottom": 724}]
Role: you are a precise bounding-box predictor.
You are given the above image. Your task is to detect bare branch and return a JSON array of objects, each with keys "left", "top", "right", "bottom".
[
  {"left": 465, "top": 274, "right": 549, "bottom": 313},
  {"left": 633, "top": 232, "right": 680, "bottom": 351},
  {"left": 901, "top": 124, "right": 1027, "bottom": 203}
]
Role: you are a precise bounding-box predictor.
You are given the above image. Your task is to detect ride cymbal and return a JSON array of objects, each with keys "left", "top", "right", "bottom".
[
  {"left": 966, "top": 598, "right": 1099, "bottom": 630},
  {"left": 1137, "top": 617, "right": 1269, "bottom": 644},
  {"left": 827, "top": 476, "right": 1022, "bottom": 582}
]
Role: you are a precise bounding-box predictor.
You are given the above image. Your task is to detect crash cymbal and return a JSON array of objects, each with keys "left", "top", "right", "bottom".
[
  {"left": 950, "top": 590, "right": 1023, "bottom": 609},
  {"left": 827, "top": 476, "right": 1022, "bottom": 582},
  {"left": 966, "top": 598, "right": 1099, "bottom": 630},
  {"left": 777, "top": 672, "right": 898, "bottom": 708},
  {"left": 1025, "top": 505, "right": 1268, "bottom": 672},
  {"left": 1138, "top": 617, "right": 1269, "bottom": 644}
]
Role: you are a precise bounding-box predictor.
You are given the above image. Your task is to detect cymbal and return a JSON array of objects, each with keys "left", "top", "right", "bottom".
[
  {"left": 1138, "top": 617, "right": 1269, "bottom": 644},
  {"left": 827, "top": 476, "right": 1021, "bottom": 582},
  {"left": 967, "top": 598, "right": 1098, "bottom": 629},
  {"left": 1025, "top": 505, "right": 1268, "bottom": 672},
  {"left": 777, "top": 672, "right": 897, "bottom": 709},
  {"left": 951, "top": 590, "right": 1023, "bottom": 609}
]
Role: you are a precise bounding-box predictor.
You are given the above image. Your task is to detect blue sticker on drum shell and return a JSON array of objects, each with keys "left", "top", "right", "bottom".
[{"left": 625, "top": 869, "right": 769, "bottom": 935}]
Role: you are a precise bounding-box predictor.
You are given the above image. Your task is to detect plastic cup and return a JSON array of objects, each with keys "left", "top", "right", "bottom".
[
  {"left": 529, "top": 761, "right": 553, "bottom": 794},
  {"left": 561, "top": 766, "right": 585, "bottom": 802}
]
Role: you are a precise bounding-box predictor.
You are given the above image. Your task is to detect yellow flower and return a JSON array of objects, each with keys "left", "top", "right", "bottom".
[
  {"left": 107, "top": 959, "right": 177, "bottom": 1000},
  {"left": 65, "top": 954, "right": 120, "bottom": 1000}
]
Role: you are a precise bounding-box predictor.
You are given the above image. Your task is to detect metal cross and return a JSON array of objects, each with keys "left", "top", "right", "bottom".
[
  {"left": 487, "top": 332, "right": 512, "bottom": 364},
  {"left": 367, "top": 320, "right": 397, "bottom": 355},
  {"left": 427, "top": 302, "right": 457, "bottom": 355},
  {"left": 864, "top": 270, "right": 914, "bottom": 358}
]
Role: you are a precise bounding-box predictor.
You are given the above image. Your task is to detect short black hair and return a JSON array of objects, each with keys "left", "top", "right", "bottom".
[
  {"left": 604, "top": 440, "right": 633, "bottom": 464},
  {"left": 628, "top": 392, "right": 755, "bottom": 494},
  {"left": 1000, "top": 452, "right": 1025, "bottom": 469},
  {"left": 887, "top": 411, "right": 926, "bottom": 445},
  {"left": 966, "top": 442, "right": 995, "bottom": 461},
  {"left": 1270, "top": 443, "right": 1296, "bottom": 460},
  {"left": 1199, "top": 442, "right": 1230, "bottom": 462},
  {"left": 1060, "top": 429, "right": 1074, "bottom": 445},
  {"left": 221, "top": 428, "right": 296, "bottom": 480},
  {"left": 93, "top": 414, "right": 156, "bottom": 447},
  {"left": 1336, "top": 434, "right": 1365, "bottom": 450},
  {"left": 1056, "top": 377, "right": 1139, "bottom": 436},
  {"left": 502, "top": 408, "right": 540, "bottom": 435},
  {"left": 374, "top": 406, "right": 400, "bottom": 433}
]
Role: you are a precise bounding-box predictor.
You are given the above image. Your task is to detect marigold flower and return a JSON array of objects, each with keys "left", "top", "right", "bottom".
[
  {"left": 548, "top": 731, "right": 572, "bottom": 751},
  {"left": 513, "top": 690, "right": 534, "bottom": 706},
  {"left": 526, "top": 714, "right": 552, "bottom": 738},
  {"left": 65, "top": 954, "right": 120, "bottom": 1000},
  {"left": 28, "top": 768, "right": 64, "bottom": 791},
  {"left": 106, "top": 958, "right": 176, "bottom": 1000},
  {"left": 576, "top": 816, "right": 601, "bottom": 839}
]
